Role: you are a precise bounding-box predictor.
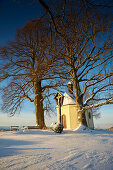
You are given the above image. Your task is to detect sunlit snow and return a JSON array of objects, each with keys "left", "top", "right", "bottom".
[
  {"left": 63, "top": 92, "right": 76, "bottom": 105},
  {"left": 0, "top": 127, "right": 113, "bottom": 170}
]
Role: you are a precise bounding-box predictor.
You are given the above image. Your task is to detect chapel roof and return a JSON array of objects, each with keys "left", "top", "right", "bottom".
[{"left": 63, "top": 92, "right": 76, "bottom": 105}]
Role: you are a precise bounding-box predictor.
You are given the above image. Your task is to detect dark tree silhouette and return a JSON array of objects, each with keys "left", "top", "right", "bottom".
[{"left": 0, "top": 18, "right": 64, "bottom": 128}]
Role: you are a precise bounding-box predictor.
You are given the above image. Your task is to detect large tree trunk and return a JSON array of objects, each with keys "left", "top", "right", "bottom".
[
  {"left": 75, "top": 100, "right": 87, "bottom": 127},
  {"left": 34, "top": 81, "right": 46, "bottom": 129},
  {"left": 78, "top": 110, "right": 87, "bottom": 127},
  {"left": 73, "top": 73, "right": 87, "bottom": 127}
]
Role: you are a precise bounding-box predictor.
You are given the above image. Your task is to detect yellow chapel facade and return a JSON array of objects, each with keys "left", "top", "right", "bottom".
[{"left": 55, "top": 92, "right": 94, "bottom": 130}]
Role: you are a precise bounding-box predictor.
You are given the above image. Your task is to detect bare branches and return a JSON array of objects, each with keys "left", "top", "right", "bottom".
[
  {"left": 38, "top": 0, "right": 61, "bottom": 36},
  {"left": 84, "top": 0, "right": 113, "bottom": 8},
  {"left": 84, "top": 98, "right": 113, "bottom": 110},
  {"left": 39, "top": 0, "right": 113, "bottom": 118},
  {"left": 0, "top": 18, "right": 64, "bottom": 119}
]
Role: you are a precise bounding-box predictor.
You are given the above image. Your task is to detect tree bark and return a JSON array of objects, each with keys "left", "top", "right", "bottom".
[
  {"left": 34, "top": 81, "right": 46, "bottom": 129},
  {"left": 73, "top": 72, "right": 87, "bottom": 127}
]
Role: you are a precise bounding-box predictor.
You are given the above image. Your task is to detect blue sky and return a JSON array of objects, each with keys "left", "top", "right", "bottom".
[
  {"left": 0, "top": 0, "right": 43, "bottom": 45},
  {"left": 0, "top": 0, "right": 113, "bottom": 128}
]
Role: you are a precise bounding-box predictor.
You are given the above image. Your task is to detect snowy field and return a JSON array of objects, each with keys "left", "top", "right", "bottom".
[{"left": 0, "top": 127, "right": 113, "bottom": 170}]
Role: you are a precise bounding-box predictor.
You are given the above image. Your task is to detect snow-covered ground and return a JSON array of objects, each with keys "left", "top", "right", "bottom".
[{"left": 0, "top": 127, "right": 113, "bottom": 170}]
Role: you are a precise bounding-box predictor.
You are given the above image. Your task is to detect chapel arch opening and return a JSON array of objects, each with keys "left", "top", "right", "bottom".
[{"left": 61, "top": 114, "right": 67, "bottom": 128}]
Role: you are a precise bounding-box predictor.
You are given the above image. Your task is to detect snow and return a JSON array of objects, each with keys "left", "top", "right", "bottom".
[
  {"left": 68, "top": 82, "right": 72, "bottom": 85},
  {"left": 63, "top": 92, "right": 76, "bottom": 105},
  {"left": 0, "top": 127, "right": 113, "bottom": 170}
]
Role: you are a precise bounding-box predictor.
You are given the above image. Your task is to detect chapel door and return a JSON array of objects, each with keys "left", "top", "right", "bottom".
[{"left": 61, "top": 115, "right": 66, "bottom": 128}]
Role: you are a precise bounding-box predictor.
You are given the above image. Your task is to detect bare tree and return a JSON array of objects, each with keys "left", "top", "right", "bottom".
[
  {"left": 38, "top": 0, "right": 113, "bottom": 126},
  {"left": 0, "top": 18, "right": 64, "bottom": 128}
]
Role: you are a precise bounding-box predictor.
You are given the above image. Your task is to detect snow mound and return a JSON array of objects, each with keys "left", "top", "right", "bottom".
[{"left": 74, "top": 124, "right": 93, "bottom": 133}]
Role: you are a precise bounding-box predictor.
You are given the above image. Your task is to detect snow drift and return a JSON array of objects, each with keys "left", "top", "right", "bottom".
[{"left": 0, "top": 128, "right": 113, "bottom": 170}]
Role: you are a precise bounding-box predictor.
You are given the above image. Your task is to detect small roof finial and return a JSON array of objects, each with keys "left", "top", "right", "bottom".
[{"left": 67, "top": 82, "right": 73, "bottom": 94}]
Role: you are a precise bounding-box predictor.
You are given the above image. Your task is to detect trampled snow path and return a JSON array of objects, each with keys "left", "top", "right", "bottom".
[{"left": 0, "top": 129, "right": 113, "bottom": 170}]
